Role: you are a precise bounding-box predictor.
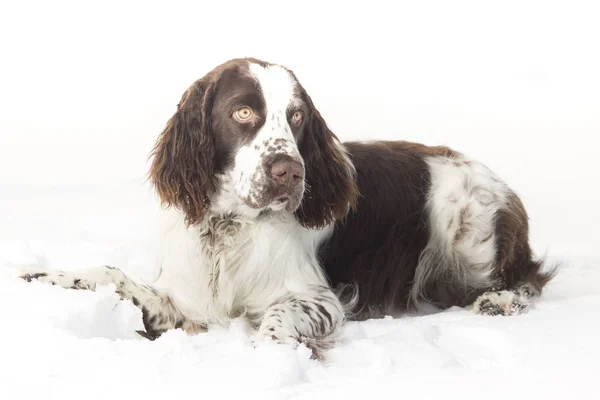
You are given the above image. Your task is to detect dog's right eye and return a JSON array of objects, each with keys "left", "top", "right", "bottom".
[{"left": 234, "top": 107, "right": 253, "bottom": 122}]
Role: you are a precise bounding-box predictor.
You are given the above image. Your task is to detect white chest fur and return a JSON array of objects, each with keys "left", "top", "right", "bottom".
[{"left": 151, "top": 208, "right": 333, "bottom": 326}]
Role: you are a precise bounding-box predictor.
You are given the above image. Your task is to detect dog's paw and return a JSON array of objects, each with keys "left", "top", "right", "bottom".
[
  {"left": 17, "top": 267, "right": 94, "bottom": 290},
  {"left": 470, "top": 290, "right": 528, "bottom": 316}
]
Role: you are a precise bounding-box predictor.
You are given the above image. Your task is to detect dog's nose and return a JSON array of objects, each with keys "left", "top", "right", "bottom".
[{"left": 271, "top": 159, "right": 304, "bottom": 187}]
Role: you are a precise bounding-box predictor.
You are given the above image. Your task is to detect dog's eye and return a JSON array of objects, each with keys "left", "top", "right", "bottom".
[
  {"left": 234, "top": 107, "right": 253, "bottom": 122},
  {"left": 291, "top": 110, "right": 303, "bottom": 125}
]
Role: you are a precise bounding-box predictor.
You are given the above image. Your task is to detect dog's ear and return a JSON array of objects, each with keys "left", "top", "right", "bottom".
[
  {"left": 148, "top": 78, "right": 217, "bottom": 226},
  {"left": 295, "top": 96, "right": 359, "bottom": 229}
]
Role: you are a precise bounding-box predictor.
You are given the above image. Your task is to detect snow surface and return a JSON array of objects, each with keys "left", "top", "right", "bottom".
[{"left": 1, "top": 0, "right": 600, "bottom": 399}]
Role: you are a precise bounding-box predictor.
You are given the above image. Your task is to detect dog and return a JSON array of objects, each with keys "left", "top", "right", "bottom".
[{"left": 18, "top": 58, "right": 554, "bottom": 359}]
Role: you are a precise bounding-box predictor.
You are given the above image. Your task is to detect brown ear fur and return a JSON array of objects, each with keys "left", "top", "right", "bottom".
[
  {"left": 295, "top": 97, "right": 359, "bottom": 229},
  {"left": 148, "top": 79, "right": 217, "bottom": 226}
]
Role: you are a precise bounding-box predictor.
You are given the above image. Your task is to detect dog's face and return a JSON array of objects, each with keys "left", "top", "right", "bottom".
[
  {"left": 210, "top": 61, "right": 309, "bottom": 215},
  {"left": 149, "top": 58, "right": 358, "bottom": 228}
]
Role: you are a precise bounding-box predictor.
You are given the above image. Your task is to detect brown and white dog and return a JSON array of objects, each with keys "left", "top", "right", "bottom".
[{"left": 18, "top": 58, "right": 555, "bottom": 359}]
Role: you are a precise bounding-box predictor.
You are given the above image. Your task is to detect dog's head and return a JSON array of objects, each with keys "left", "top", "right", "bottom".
[{"left": 148, "top": 58, "right": 358, "bottom": 228}]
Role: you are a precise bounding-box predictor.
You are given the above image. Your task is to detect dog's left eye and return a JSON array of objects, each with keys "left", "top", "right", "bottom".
[
  {"left": 234, "top": 107, "right": 253, "bottom": 122},
  {"left": 291, "top": 110, "right": 303, "bottom": 125}
]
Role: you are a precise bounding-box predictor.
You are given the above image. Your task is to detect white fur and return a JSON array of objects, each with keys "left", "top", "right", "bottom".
[
  {"left": 412, "top": 154, "right": 511, "bottom": 304},
  {"left": 151, "top": 204, "right": 335, "bottom": 326}
]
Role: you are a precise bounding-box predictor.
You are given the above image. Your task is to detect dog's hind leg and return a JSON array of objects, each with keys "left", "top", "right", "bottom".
[
  {"left": 411, "top": 156, "right": 556, "bottom": 314},
  {"left": 17, "top": 265, "right": 206, "bottom": 339}
]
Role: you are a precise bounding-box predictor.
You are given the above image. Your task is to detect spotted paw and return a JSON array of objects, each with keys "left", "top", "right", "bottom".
[
  {"left": 470, "top": 290, "right": 528, "bottom": 316},
  {"left": 17, "top": 267, "right": 94, "bottom": 290}
]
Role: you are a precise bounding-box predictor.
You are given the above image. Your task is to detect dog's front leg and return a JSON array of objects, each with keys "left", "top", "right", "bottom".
[
  {"left": 18, "top": 266, "right": 205, "bottom": 339},
  {"left": 254, "top": 285, "right": 345, "bottom": 359}
]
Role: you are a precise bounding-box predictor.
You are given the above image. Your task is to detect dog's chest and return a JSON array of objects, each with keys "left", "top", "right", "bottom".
[
  {"left": 201, "top": 215, "right": 312, "bottom": 302},
  {"left": 155, "top": 210, "right": 328, "bottom": 323}
]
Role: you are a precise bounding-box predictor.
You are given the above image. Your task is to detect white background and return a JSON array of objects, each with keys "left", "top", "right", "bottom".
[{"left": 2, "top": 1, "right": 599, "bottom": 258}]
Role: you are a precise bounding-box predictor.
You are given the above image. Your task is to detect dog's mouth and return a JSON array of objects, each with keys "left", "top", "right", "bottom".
[
  {"left": 268, "top": 194, "right": 304, "bottom": 212},
  {"left": 265, "top": 201, "right": 286, "bottom": 213},
  {"left": 266, "top": 196, "right": 290, "bottom": 211},
  {"left": 247, "top": 192, "right": 303, "bottom": 214},
  {"left": 238, "top": 181, "right": 305, "bottom": 214}
]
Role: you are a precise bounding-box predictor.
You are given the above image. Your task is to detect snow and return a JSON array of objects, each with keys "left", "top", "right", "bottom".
[{"left": 1, "top": 0, "right": 600, "bottom": 398}]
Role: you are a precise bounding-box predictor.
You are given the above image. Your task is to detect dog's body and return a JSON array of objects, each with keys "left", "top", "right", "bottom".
[{"left": 19, "top": 58, "right": 554, "bottom": 359}]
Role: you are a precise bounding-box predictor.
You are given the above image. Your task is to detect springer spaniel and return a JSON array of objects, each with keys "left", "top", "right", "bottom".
[{"left": 18, "top": 58, "right": 555, "bottom": 359}]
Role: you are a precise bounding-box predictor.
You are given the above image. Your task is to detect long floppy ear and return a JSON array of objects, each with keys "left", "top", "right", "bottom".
[
  {"left": 148, "top": 79, "right": 217, "bottom": 226},
  {"left": 295, "top": 97, "right": 359, "bottom": 229}
]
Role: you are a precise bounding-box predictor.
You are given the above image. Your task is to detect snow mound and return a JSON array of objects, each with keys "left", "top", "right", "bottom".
[{"left": 1, "top": 255, "right": 599, "bottom": 399}]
